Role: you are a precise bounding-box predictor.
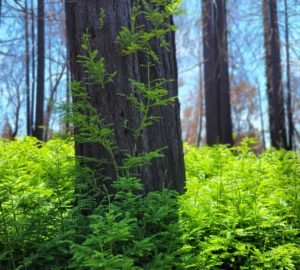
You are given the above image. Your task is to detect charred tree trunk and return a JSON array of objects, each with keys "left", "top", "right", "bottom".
[
  {"left": 65, "top": 44, "right": 71, "bottom": 134},
  {"left": 25, "top": 0, "right": 31, "bottom": 136},
  {"left": 263, "top": 0, "right": 287, "bottom": 149},
  {"left": 33, "top": 0, "right": 45, "bottom": 141},
  {"left": 202, "top": 0, "right": 233, "bottom": 146},
  {"left": 30, "top": 0, "right": 35, "bottom": 135},
  {"left": 197, "top": 49, "right": 204, "bottom": 147},
  {"left": 65, "top": 1, "right": 185, "bottom": 195},
  {"left": 284, "top": 0, "right": 293, "bottom": 150}
]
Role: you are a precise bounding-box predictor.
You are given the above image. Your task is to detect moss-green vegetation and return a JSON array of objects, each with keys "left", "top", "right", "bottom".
[{"left": 0, "top": 138, "right": 299, "bottom": 269}]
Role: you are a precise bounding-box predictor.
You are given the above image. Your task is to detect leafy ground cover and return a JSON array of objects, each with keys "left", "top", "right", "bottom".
[
  {"left": 181, "top": 141, "right": 300, "bottom": 269},
  {"left": 0, "top": 138, "right": 299, "bottom": 269}
]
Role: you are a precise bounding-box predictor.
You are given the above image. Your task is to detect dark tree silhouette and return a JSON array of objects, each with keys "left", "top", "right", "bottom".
[
  {"left": 263, "top": 0, "right": 287, "bottom": 149},
  {"left": 202, "top": 0, "right": 233, "bottom": 146},
  {"left": 33, "top": 0, "right": 45, "bottom": 141},
  {"left": 284, "top": 0, "right": 294, "bottom": 150}
]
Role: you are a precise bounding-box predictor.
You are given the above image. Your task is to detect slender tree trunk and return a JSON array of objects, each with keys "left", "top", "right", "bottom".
[
  {"left": 33, "top": 0, "right": 45, "bottom": 141},
  {"left": 196, "top": 85, "right": 204, "bottom": 147},
  {"left": 65, "top": 1, "right": 185, "bottom": 195},
  {"left": 65, "top": 44, "right": 71, "bottom": 134},
  {"left": 196, "top": 52, "right": 204, "bottom": 147},
  {"left": 12, "top": 89, "right": 21, "bottom": 138},
  {"left": 202, "top": 0, "right": 233, "bottom": 146},
  {"left": 284, "top": 0, "right": 293, "bottom": 150},
  {"left": 30, "top": 0, "right": 35, "bottom": 135},
  {"left": 257, "top": 84, "right": 266, "bottom": 150},
  {"left": 25, "top": 0, "right": 31, "bottom": 136},
  {"left": 263, "top": 0, "right": 287, "bottom": 149}
]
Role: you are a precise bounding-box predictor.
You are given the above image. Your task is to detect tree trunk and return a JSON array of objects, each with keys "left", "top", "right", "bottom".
[
  {"left": 30, "top": 0, "right": 35, "bottom": 136},
  {"left": 202, "top": 0, "right": 233, "bottom": 146},
  {"left": 263, "top": 0, "right": 287, "bottom": 149},
  {"left": 65, "top": 45, "right": 71, "bottom": 134},
  {"left": 284, "top": 0, "right": 293, "bottom": 150},
  {"left": 33, "top": 0, "right": 45, "bottom": 141},
  {"left": 197, "top": 47, "right": 204, "bottom": 147},
  {"left": 65, "top": 1, "right": 185, "bottom": 195},
  {"left": 257, "top": 83, "right": 266, "bottom": 150},
  {"left": 25, "top": 0, "right": 31, "bottom": 136}
]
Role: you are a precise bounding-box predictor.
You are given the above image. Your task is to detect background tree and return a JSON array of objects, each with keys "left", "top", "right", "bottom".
[
  {"left": 202, "top": 0, "right": 233, "bottom": 146},
  {"left": 284, "top": 0, "right": 294, "bottom": 150},
  {"left": 33, "top": 0, "right": 45, "bottom": 140},
  {"left": 263, "top": 0, "right": 287, "bottom": 149}
]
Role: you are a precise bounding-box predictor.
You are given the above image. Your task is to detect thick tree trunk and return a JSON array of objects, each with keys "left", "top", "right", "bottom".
[
  {"left": 33, "top": 0, "right": 45, "bottom": 141},
  {"left": 65, "top": 1, "right": 185, "bottom": 195},
  {"left": 202, "top": 0, "right": 232, "bottom": 146},
  {"left": 263, "top": 0, "right": 287, "bottom": 149}
]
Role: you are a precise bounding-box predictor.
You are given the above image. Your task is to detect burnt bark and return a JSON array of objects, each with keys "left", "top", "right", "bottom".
[
  {"left": 30, "top": 0, "right": 35, "bottom": 135},
  {"left": 263, "top": 0, "right": 287, "bottom": 149},
  {"left": 33, "top": 0, "right": 45, "bottom": 141},
  {"left": 25, "top": 0, "right": 31, "bottom": 136},
  {"left": 284, "top": 0, "right": 294, "bottom": 150},
  {"left": 65, "top": 1, "right": 185, "bottom": 195},
  {"left": 202, "top": 0, "right": 233, "bottom": 146}
]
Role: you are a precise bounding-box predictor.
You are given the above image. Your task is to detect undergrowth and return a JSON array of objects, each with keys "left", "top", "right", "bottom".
[
  {"left": 0, "top": 138, "right": 299, "bottom": 269},
  {"left": 181, "top": 141, "right": 300, "bottom": 269}
]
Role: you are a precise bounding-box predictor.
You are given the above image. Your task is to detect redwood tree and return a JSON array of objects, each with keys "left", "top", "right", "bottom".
[
  {"left": 202, "top": 0, "right": 233, "bottom": 146},
  {"left": 263, "top": 0, "right": 287, "bottom": 149},
  {"left": 65, "top": 1, "right": 185, "bottom": 194}
]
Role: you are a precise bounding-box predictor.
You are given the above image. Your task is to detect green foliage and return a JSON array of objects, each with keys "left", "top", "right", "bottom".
[
  {"left": 116, "top": 0, "right": 181, "bottom": 61},
  {"left": 181, "top": 143, "right": 300, "bottom": 269},
  {"left": 69, "top": 178, "right": 182, "bottom": 270},
  {"left": 98, "top": 8, "right": 105, "bottom": 29},
  {"left": 0, "top": 139, "right": 299, "bottom": 269},
  {"left": 0, "top": 137, "right": 75, "bottom": 269},
  {"left": 124, "top": 77, "right": 177, "bottom": 141},
  {"left": 79, "top": 32, "right": 117, "bottom": 89}
]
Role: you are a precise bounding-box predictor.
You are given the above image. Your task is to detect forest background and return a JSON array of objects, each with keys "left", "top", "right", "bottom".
[{"left": 0, "top": 0, "right": 299, "bottom": 149}]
